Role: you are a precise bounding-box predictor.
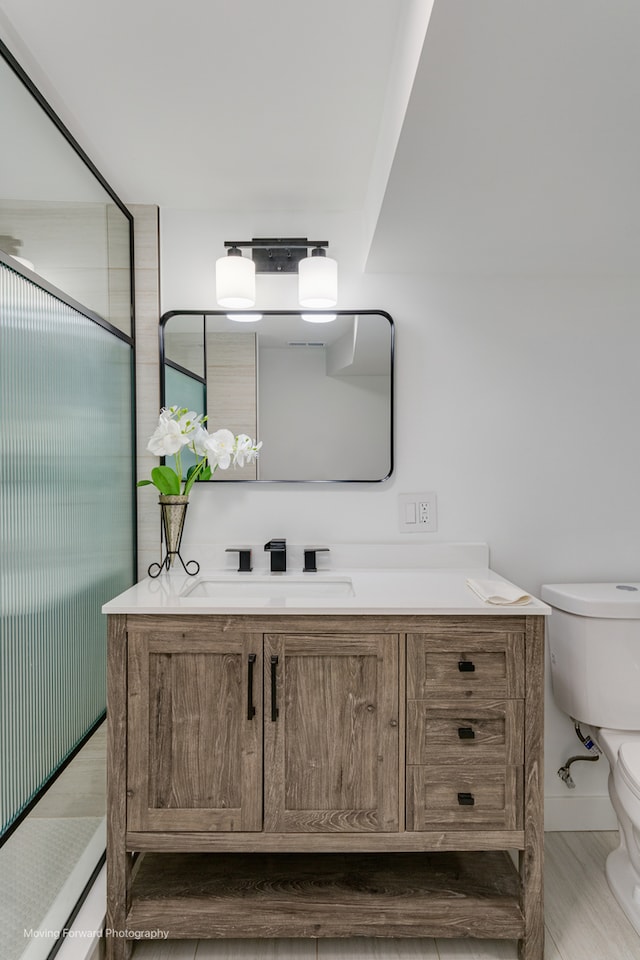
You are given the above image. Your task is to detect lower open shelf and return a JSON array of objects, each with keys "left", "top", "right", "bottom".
[{"left": 126, "top": 850, "right": 524, "bottom": 940}]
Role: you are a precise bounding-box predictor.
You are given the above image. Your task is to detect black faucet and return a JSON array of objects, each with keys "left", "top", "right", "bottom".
[
  {"left": 264, "top": 539, "right": 286, "bottom": 572},
  {"left": 303, "top": 546, "right": 330, "bottom": 572},
  {"left": 225, "top": 547, "right": 252, "bottom": 572}
]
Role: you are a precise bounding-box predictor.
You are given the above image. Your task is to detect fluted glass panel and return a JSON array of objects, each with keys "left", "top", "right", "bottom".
[
  {"left": 165, "top": 366, "right": 205, "bottom": 473},
  {"left": 0, "top": 262, "right": 134, "bottom": 837}
]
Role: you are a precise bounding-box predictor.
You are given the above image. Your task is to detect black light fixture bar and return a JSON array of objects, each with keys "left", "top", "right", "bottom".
[{"left": 223, "top": 238, "right": 329, "bottom": 273}]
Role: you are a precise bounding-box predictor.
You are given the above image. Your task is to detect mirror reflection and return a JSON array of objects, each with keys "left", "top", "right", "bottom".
[{"left": 161, "top": 311, "right": 393, "bottom": 482}]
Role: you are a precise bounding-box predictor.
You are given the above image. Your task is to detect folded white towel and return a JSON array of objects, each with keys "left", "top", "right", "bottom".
[{"left": 466, "top": 578, "right": 532, "bottom": 606}]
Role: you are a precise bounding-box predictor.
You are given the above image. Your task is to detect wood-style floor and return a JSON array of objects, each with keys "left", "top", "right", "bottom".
[{"left": 131, "top": 831, "right": 640, "bottom": 959}]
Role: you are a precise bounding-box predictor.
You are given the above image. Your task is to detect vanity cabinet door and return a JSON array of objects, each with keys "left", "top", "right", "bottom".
[
  {"left": 127, "top": 627, "right": 262, "bottom": 832},
  {"left": 263, "top": 633, "right": 399, "bottom": 833}
]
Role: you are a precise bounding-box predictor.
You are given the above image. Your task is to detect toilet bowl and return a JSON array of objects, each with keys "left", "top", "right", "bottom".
[
  {"left": 596, "top": 729, "right": 640, "bottom": 925},
  {"left": 542, "top": 582, "right": 640, "bottom": 935}
]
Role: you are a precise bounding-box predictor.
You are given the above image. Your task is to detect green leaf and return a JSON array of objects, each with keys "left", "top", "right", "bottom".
[
  {"left": 200, "top": 465, "right": 212, "bottom": 482},
  {"left": 136, "top": 479, "right": 153, "bottom": 487},
  {"left": 151, "top": 465, "right": 181, "bottom": 496},
  {"left": 183, "top": 461, "right": 206, "bottom": 496}
]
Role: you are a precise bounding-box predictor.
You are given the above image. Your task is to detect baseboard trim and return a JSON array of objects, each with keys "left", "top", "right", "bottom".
[{"left": 545, "top": 794, "right": 618, "bottom": 831}]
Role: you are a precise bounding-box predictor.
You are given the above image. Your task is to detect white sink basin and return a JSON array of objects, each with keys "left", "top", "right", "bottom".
[{"left": 181, "top": 576, "right": 355, "bottom": 601}]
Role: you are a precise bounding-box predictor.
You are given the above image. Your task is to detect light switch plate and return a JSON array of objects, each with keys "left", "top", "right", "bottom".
[{"left": 398, "top": 492, "right": 437, "bottom": 533}]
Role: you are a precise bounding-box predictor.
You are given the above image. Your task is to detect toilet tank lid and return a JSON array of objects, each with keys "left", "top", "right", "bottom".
[{"left": 541, "top": 583, "right": 640, "bottom": 618}]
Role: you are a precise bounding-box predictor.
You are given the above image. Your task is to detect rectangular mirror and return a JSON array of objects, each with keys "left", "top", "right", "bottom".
[{"left": 161, "top": 310, "right": 394, "bottom": 482}]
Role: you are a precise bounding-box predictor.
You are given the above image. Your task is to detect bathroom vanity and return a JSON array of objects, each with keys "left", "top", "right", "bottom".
[{"left": 103, "top": 549, "right": 549, "bottom": 960}]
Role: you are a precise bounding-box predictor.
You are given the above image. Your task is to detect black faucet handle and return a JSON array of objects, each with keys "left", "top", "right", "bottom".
[
  {"left": 225, "top": 547, "right": 252, "bottom": 572},
  {"left": 264, "top": 539, "right": 286, "bottom": 552},
  {"left": 303, "top": 546, "right": 330, "bottom": 573},
  {"left": 264, "top": 539, "right": 287, "bottom": 572}
]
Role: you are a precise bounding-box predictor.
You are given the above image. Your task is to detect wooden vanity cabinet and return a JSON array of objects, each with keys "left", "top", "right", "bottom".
[{"left": 107, "top": 613, "right": 544, "bottom": 960}]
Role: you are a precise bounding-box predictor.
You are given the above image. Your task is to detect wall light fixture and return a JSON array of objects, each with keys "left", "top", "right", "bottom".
[
  {"left": 216, "top": 238, "right": 338, "bottom": 312},
  {"left": 298, "top": 247, "right": 338, "bottom": 308},
  {"left": 215, "top": 245, "right": 256, "bottom": 308}
]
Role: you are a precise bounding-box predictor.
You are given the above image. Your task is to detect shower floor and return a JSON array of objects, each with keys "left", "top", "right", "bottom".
[{"left": 1, "top": 723, "right": 106, "bottom": 960}]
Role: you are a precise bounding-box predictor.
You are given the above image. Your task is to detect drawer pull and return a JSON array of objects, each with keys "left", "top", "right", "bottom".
[
  {"left": 457, "top": 792, "right": 475, "bottom": 806},
  {"left": 247, "top": 654, "right": 257, "bottom": 720},
  {"left": 457, "top": 726, "right": 475, "bottom": 740},
  {"left": 270, "top": 655, "right": 279, "bottom": 721},
  {"left": 458, "top": 660, "right": 475, "bottom": 672}
]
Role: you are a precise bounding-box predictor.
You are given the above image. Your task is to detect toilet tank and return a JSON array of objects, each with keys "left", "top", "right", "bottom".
[{"left": 541, "top": 583, "right": 640, "bottom": 729}]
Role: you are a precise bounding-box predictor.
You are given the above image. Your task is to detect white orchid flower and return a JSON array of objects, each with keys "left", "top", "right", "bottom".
[
  {"left": 234, "top": 434, "right": 262, "bottom": 468},
  {"left": 205, "top": 428, "right": 237, "bottom": 470},
  {"left": 176, "top": 409, "right": 202, "bottom": 437},
  {"left": 160, "top": 405, "right": 183, "bottom": 421},
  {"left": 190, "top": 425, "right": 210, "bottom": 458},
  {"left": 139, "top": 407, "right": 262, "bottom": 496},
  {"left": 147, "top": 417, "right": 187, "bottom": 456}
]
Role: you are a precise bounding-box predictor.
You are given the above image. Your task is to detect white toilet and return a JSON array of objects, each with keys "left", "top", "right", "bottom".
[{"left": 542, "top": 581, "right": 640, "bottom": 934}]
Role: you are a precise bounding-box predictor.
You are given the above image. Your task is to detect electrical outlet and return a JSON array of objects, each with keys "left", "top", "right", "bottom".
[{"left": 398, "top": 493, "right": 437, "bottom": 533}]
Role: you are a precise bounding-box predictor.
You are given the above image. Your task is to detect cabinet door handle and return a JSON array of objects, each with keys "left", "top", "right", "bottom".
[
  {"left": 247, "top": 654, "right": 257, "bottom": 720},
  {"left": 458, "top": 660, "right": 476, "bottom": 672},
  {"left": 457, "top": 726, "right": 475, "bottom": 740},
  {"left": 457, "top": 792, "right": 475, "bottom": 806},
  {"left": 270, "top": 655, "right": 279, "bottom": 721}
]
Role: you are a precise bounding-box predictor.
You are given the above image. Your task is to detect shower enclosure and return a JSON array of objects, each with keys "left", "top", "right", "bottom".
[{"left": 0, "top": 36, "right": 135, "bottom": 960}]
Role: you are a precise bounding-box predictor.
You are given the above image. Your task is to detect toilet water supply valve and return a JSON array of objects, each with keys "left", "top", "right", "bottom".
[{"left": 557, "top": 720, "right": 601, "bottom": 789}]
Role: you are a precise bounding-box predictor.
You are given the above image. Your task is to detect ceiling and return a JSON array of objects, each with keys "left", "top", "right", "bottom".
[
  {"left": 1, "top": 0, "right": 639, "bottom": 276},
  {"left": 0, "top": 0, "right": 414, "bottom": 213}
]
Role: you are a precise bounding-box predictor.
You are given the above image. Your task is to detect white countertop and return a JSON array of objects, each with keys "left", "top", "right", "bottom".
[{"left": 102, "top": 565, "right": 550, "bottom": 617}]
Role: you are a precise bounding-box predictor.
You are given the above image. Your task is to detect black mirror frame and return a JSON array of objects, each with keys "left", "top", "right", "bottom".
[{"left": 159, "top": 308, "right": 394, "bottom": 483}]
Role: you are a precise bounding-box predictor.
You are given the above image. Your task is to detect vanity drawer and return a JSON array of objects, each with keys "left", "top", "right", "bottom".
[
  {"left": 406, "top": 631, "right": 524, "bottom": 700},
  {"left": 406, "top": 764, "right": 523, "bottom": 831},
  {"left": 406, "top": 699, "right": 524, "bottom": 765}
]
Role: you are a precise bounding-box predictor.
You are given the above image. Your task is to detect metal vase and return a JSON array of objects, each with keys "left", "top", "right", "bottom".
[
  {"left": 147, "top": 495, "right": 200, "bottom": 578},
  {"left": 159, "top": 494, "right": 189, "bottom": 564}
]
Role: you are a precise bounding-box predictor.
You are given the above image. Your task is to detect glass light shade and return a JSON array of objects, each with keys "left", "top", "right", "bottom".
[
  {"left": 298, "top": 254, "right": 338, "bottom": 308},
  {"left": 302, "top": 313, "right": 337, "bottom": 323},
  {"left": 216, "top": 254, "right": 256, "bottom": 308},
  {"left": 227, "top": 313, "right": 262, "bottom": 322}
]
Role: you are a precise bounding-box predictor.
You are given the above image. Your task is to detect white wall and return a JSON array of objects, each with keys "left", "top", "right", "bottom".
[
  {"left": 157, "top": 207, "right": 640, "bottom": 828},
  {"left": 258, "top": 346, "right": 389, "bottom": 480}
]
